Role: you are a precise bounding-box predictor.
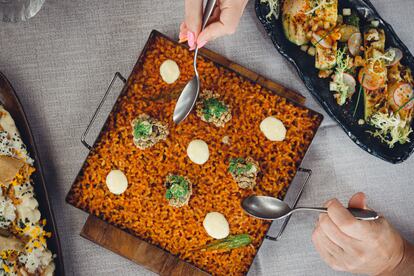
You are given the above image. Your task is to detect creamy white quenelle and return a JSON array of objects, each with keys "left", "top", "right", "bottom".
[
  {"left": 159, "top": 59, "right": 180, "bottom": 84},
  {"left": 260, "top": 116, "right": 287, "bottom": 141},
  {"left": 106, "top": 170, "right": 128, "bottom": 195},
  {"left": 187, "top": 139, "right": 210, "bottom": 165},
  {"left": 203, "top": 212, "right": 230, "bottom": 239},
  {"left": 0, "top": 105, "right": 55, "bottom": 275}
]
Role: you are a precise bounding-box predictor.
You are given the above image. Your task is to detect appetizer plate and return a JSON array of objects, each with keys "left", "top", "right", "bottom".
[
  {"left": 0, "top": 72, "right": 65, "bottom": 275},
  {"left": 255, "top": 0, "right": 414, "bottom": 163}
]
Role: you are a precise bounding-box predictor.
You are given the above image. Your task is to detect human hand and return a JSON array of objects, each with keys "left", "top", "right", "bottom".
[
  {"left": 312, "top": 192, "right": 406, "bottom": 275},
  {"left": 179, "top": 0, "right": 248, "bottom": 50}
]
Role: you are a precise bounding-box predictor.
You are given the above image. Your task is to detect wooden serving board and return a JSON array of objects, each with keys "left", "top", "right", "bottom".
[{"left": 80, "top": 30, "right": 306, "bottom": 276}]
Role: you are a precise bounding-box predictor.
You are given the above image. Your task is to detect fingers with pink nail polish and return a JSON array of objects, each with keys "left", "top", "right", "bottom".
[{"left": 187, "top": 31, "right": 195, "bottom": 49}]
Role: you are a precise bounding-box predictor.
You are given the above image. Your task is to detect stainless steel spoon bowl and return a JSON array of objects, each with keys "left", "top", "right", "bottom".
[
  {"left": 242, "top": 196, "right": 379, "bottom": 221},
  {"left": 173, "top": 0, "right": 217, "bottom": 124}
]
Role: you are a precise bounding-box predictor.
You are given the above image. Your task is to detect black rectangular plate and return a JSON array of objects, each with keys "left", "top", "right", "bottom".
[
  {"left": 255, "top": 0, "right": 414, "bottom": 163},
  {"left": 0, "top": 72, "right": 65, "bottom": 275}
]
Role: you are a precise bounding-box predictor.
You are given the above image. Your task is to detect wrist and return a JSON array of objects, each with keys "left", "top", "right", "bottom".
[{"left": 379, "top": 239, "right": 414, "bottom": 276}]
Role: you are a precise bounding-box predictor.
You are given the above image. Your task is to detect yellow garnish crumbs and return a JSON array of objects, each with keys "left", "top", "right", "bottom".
[
  {"left": 10, "top": 166, "right": 35, "bottom": 186},
  {"left": 2, "top": 263, "right": 10, "bottom": 273}
]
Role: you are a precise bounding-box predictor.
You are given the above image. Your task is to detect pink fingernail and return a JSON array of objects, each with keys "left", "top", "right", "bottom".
[
  {"left": 179, "top": 32, "right": 187, "bottom": 43},
  {"left": 197, "top": 40, "right": 208, "bottom": 48},
  {"left": 189, "top": 45, "right": 196, "bottom": 51},
  {"left": 187, "top": 31, "right": 195, "bottom": 48}
]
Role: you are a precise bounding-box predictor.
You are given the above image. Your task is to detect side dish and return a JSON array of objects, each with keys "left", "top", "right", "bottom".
[
  {"left": 0, "top": 105, "right": 55, "bottom": 276},
  {"left": 131, "top": 114, "right": 169, "bottom": 149},
  {"left": 262, "top": 0, "right": 414, "bottom": 149}
]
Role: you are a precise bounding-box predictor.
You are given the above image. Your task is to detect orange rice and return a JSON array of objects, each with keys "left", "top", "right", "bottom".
[{"left": 67, "top": 34, "right": 322, "bottom": 275}]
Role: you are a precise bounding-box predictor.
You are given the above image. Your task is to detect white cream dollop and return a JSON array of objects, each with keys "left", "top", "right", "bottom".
[
  {"left": 106, "top": 170, "right": 128, "bottom": 195},
  {"left": 187, "top": 139, "right": 210, "bottom": 165},
  {"left": 160, "top": 59, "right": 180, "bottom": 84},
  {"left": 203, "top": 212, "right": 230, "bottom": 239},
  {"left": 260, "top": 116, "right": 287, "bottom": 141}
]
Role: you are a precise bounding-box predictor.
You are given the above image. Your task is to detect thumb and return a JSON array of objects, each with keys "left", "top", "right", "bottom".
[
  {"left": 184, "top": 0, "right": 203, "bottom": 36},
  {"left": 197, "top": 21, "right": 229, "bottom": 43},
  {"left": 348, "top": 192, "right": 368, "bottom": 209}
]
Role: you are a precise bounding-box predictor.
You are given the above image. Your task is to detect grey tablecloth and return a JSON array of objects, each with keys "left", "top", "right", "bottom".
[{"left": 1, "top": 0, "right": 414, "bottom": 275}]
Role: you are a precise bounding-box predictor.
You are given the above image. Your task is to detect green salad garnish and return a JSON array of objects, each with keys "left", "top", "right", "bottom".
[
  {"left": 165, "top": 175, "right": 189, "bottom": 200},
  {"left": 369, "top": 112, "right": 412, "bottom": 148},
  {"left": 229, "top": 158, "right": 253, "bottom": 175},
  {"left": 345, "top": 12, "right": 360, "bottom": 28},
  {"left": 203, "top": 98, "right": 228, "bottom": 121},
  {"left": 133, "top": 120, "right": 152, "bottom": 139}
]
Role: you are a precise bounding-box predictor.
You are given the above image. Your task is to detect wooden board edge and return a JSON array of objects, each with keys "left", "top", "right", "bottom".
[{"left": 81, "top": 216, "right": 209, "bottom": 276}]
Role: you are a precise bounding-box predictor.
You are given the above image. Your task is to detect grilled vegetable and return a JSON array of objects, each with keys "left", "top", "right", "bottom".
[
  {"left": 315, "top": 44, "right": 337, "bottom": 70},
  {"left": 339, "top": 25, "right": 359, "bottom": 42},
  {"left": 200, "top": 234, "right": 252, "bottom": 252},
  {"left": 348, "top": 32, "right": 362, "bottom": 56},
  {"left": 385, "top": 48, "right": 403, "bottom": 67},
  {"left": 362, "top": 28, "right": 388, "bottom": 120},
  {"left": 282, "top": 0, "right": 310, "bottom": 45},
  {"left": 390, "top": 83, "right": 413, "bottom": 111}
]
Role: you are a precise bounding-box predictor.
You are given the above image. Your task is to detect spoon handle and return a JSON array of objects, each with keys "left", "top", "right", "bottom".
[
  {"left": 201, "top": 0, "right": 217, "bottom": 30},
  {"left": 295, "top": 207, "right": 379, "bottom": 221},
  {"left": 193, "top": 0, "right": 217, "bottom": 71}
]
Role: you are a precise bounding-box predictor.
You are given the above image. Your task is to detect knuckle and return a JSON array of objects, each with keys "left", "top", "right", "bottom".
[
  {"left": 337, "top": 219, "right": 356, "bottom": 231},
  {"left": 330, "top": 263, "right": 345, "bottom": 272}
]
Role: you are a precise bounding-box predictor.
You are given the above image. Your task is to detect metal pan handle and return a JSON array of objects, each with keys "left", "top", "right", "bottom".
[
  {"left": 265, "top": 168, "right": 312, "bottom": 241},
  {"left": 81, "top": 72, "right": 127, "bottom": 150}
]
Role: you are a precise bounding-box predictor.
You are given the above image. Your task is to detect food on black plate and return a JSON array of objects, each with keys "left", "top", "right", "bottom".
[
  {"left": 0, "top": 105, "right": 55, "bottom": 275},
  {"left": 262, "top": 0, "right": 414, "bottom": 149}
]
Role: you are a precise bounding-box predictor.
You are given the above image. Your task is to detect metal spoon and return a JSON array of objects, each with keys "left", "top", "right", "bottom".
[
  {"left": 173, "top": 0, "right": 217, "bottom": 124},
  {"left": 242, "top": 196, "right": 379, "bottom": 221}
]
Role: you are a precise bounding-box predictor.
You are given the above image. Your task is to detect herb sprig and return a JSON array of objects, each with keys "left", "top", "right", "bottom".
[
  {"left": 165, "top": 175, "right": 189, "bottom": 200},
  {"left": 229, "top": 158, "right": 254, "bottom": 175},
  {"left": 203, "top": 98, "right": 228, "bottom": 121},
  {"left": 133, "top": 121, "right": 152, "bottom": 139}
]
